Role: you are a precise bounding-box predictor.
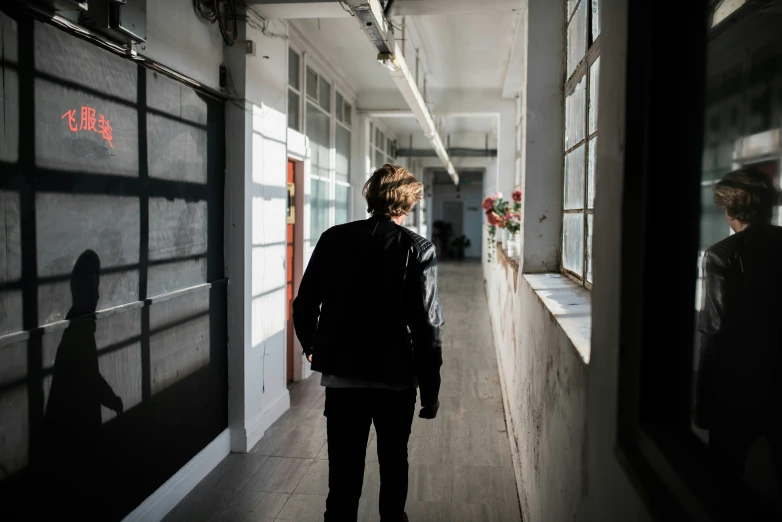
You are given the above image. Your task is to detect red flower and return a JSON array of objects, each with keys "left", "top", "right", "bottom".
[
  {"left": 486, "top": 211, "right": 501, "bottom": 226},
  {"left": 512, "top": 190, "right": 522, "bottom": 203},
  {"left": 482, "top": 196, "right": 495, "bottom": 211}
]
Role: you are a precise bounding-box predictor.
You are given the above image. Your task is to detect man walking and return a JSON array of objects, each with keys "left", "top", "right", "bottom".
[{"left": 293, "top": 164, "right": 444, "bottom": 522}]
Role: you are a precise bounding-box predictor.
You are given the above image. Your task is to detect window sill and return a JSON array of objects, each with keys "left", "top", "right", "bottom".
[{"left": 524, "top": 273, "right": 592, "bottom": 364}]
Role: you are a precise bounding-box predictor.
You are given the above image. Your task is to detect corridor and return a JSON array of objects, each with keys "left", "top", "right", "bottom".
[{"left": 164, "top": 261, "right": 522, "bottom": 522}]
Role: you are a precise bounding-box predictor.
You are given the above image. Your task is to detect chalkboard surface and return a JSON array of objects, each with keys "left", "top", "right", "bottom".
[{"left": 0, "top": 10, "right": 227, "bottom": 521}]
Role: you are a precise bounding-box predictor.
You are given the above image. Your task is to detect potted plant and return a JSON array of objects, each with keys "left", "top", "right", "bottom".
[
  {"left": 432, "top": 220, "right": 453, "bottom": 258},
  {"left": 451, "top": 235, "right": 472, "bottom": 259}
]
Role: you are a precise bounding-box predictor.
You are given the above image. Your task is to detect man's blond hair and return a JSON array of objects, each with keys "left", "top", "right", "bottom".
[{"left": 363, "top": 164, "right": 423, "bottom": 217}]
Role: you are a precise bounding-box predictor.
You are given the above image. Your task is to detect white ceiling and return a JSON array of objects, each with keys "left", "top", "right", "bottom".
[{"left": 403, "top": 14, "right": 519, "bottom": 90}]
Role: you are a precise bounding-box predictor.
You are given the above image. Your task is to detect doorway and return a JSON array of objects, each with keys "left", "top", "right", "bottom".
[
  {"left": 286, "top": 159, "right": 296, "bottom": 383},
  {"left": 443, "top": 201, "right": 464, "bottom": 238}
]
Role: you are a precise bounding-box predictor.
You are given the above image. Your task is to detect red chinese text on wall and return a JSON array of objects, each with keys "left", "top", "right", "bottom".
[{"left": 62, "top": 106, "right": 114, "bottom": 149}]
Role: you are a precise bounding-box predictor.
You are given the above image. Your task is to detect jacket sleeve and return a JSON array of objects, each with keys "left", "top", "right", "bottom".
[
  {"left": 694, "top": 248, "right": 731, "bottom": 428},
  {"left": 293, "top": 234, "right": 327, "bottom": 357},
  {"left": 409, "top": 244, "right": 444, "bottom": 407}
]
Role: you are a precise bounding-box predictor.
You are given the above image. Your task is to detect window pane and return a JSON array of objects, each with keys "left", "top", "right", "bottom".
[
  {"left": 344, "top": 102, "right": 352, "bottom": 126},
  {"left": 588, "top": 137, "right": 596, "bottom": 209},
  {"left": 564, "top": 144, "right": 585, "bottom": 210},
  {"left": 289, "top": 48, "right": 300, "bottom": 89},
  {"left": 288, "top": 90, "right": 300, "bottom": 131},
  {"left": 586, "top": 213, "right": 593, "bottom": 283},
  {"left": 567, "top": 0, "right": 587, "bottom": 79},
  {"left": 562, "top": 213, "right": 584, "bottom": 276},
  {"left": 306, "top": 102, "right": 330, "bottom": 171},
  {"left": 691, "top": 8, "right": 782, "bottom": 506},
  {"left": 335, "top": 184, "right": 349, "bottom": 225},
  {"left": 589, "top": 56, "right": 601, "bottom": 134},
  {"left": 335, "top": 91, "right": 344, "bottom": 122},
  {"left": 591, "top": 0, "right": 601, "bottom": 41},
  {"left": 336, "top": 125, "right": 350, "bottom": 183},
  {"left": 567, "top": 0, "right": 580, "bottom": 19},
  {"left": 375, "top": 149, "right": 385, "bottom": 171},
  {"left": 565, "top": 75, "right": 586, "bottom": 149},
  {"left": 311, "top": 178, "right": 330, "bottom": 242},
  {"left": 306, "top": 67, "right": 318, "bottom": 100},
  {"left": 319, "top": 79, "right": 331, "bottom": 112}
]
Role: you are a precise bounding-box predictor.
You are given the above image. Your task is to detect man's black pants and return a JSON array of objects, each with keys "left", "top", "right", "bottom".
[{"left": 324, "top": 387, "right": 417, "bottom": 522}]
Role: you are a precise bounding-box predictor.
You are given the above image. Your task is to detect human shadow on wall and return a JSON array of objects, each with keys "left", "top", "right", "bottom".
[{"left": 36, "top": 250, "right": 124, "bottom": 517}]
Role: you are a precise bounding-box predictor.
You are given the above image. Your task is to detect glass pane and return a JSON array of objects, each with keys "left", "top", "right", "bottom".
[
  {"left": 691, "top": 6, "right": 782, "bottom": 509},
  {"left": 335, "top": 184, "right": 349, "bottom": 225},
  {"left": 566, "top": 0, "right": 587, "bottom": 79},
  {"left": 589, "top": 56, "right": 601, "bottom": 134},
  {"left": 306, "top": 67, "right": 318, "bottom": 100},
  {"left": 335, "top": 125, "right": 350, "bottom": 183},
  {"left": 564, "top": 144, "right": 585, "bottom": 210},
  {"left": 335, "top": 91, "right": 344, "bottom": 122},
  {"left": 591, "top": 0, "right": 601, "bottom": 41},
  {"left": 586, "top": 213, "right": 593, "bottom": 283},
  {"left": 306, "top": 102, "right": 330, "bottom": 170},
  {"left": 288, "top": 90, "right": 300, "bottom": 131},
  {"left": 344, "top": 102, "right": 352, "bottom": 126},
  {"left": 387, "top": 137, "right": 393, "bottom": 156},
  {"left": 375, "top": 149, "right": 384, "bottom": 171},
  {"left": 565, "top": 75, "right": 586, "bottom": 149},
  {"left": 562, "top": 213, "right": 584, "bottom": 276},
  {"left": 311, "top": 178, "right": 330, "bottom": 242},
  {"left": 319, "top": 79, "right": 331, "bottom": 112},
  {"left": 288, "top": 48, "right": 300, "bottom": 89},
  {"left": 587, "top": 137, "right": 596, "bottom": 209}
]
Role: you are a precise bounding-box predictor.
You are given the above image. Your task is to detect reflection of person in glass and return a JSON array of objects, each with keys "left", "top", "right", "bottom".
[{"left": 695, "top": 168, "right": 782, "bottom": 513}]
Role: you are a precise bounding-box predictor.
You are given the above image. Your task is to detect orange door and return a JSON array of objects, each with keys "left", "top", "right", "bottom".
[{"left": 286, "top": 160, "right": 296, "bottom": 383}]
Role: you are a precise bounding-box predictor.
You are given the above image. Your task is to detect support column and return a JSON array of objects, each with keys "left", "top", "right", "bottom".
[{"left": 518, "top": 0, "right": 566, "bottom": 273}]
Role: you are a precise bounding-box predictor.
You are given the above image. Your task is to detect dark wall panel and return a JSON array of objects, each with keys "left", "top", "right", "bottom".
[{"left": 0, "top": 8, "right": 227, "bottom": 521}]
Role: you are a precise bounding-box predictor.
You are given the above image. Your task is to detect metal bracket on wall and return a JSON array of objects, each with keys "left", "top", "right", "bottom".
[{"left": 235, "top": 40, "right": 256, "bottom": 55}]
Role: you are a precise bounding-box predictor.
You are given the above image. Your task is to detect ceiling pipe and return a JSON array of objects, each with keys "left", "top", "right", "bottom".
[{"left": 344, "top": 0, "right": 458, "bottom": 185}]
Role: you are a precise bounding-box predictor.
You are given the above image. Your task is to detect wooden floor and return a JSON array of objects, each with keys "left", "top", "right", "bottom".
[{"left": 164, "top": 261, "right": 522, "bottom": 522}]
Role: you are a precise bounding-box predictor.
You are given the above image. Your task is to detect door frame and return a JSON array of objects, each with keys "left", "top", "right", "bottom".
[{"left": 285, "top": 156, "right": 307, "bottom": 382}]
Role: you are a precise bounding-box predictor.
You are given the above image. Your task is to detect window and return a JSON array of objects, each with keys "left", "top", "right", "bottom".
[
  {"left": 335, "top": 90, "right": 352, "bottom": 224},
  {"left": 304, "top": 68, "right": 354, "bottom": 239},
  {"left": 288, "top": 48, "right": 301, "bottom": 131},
  {"left": 561, "top": 0, "right": 600, "bottom": 286},
  {"left": 616, "top": 3, "right": 782, "bottom": 520},
  {"left": 306, "top": 100, "right": 330, "bottom": 242}
]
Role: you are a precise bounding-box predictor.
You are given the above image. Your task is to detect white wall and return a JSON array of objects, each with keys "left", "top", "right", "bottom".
[
  {"left": 223, "top": 18, "right": 292, "bottom": 453},
  {"left": 143, "top": 0, "right": 225, "bottom": 90}
]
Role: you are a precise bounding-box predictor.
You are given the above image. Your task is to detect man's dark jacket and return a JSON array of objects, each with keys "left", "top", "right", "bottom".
[
  {"left": 292, "top": 214, "right": 444, "bottom": 406},
  {"left": 696, "top": 223, "right": 782, "bottom": 427}
]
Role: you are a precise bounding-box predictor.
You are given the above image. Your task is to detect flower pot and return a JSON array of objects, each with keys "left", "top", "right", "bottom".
[
  {"left": 507, "top": 231, "right": 520, "bottom": 257},
  {"left": 502, "top": 228, "right": 510, "bottom": 245}
]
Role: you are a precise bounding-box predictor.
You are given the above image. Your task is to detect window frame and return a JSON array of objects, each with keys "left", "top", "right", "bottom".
[{"left": 561, "top": 0, "right": 600, "bottom": 289}]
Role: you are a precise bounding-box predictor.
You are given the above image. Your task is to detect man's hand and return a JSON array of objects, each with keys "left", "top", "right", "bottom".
[
  {"left": 418, "top": 400, "right": 440, "bottom": 420},
  {"left": 307, "top": 354, "right": 313, "bottom": 363}
]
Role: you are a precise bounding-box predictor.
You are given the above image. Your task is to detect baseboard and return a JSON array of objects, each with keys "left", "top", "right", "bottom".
[
  {"left": 121, "top": 429, "right": 230, "bottom": 522},
  {"left": 243, "top": 390, "right": 291, "bottom": 452}
]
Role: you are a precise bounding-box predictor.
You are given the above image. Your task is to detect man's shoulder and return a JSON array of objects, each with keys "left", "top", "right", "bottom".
[{"left": 398, "top": 226, "right": 435, "bottom": 256}]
